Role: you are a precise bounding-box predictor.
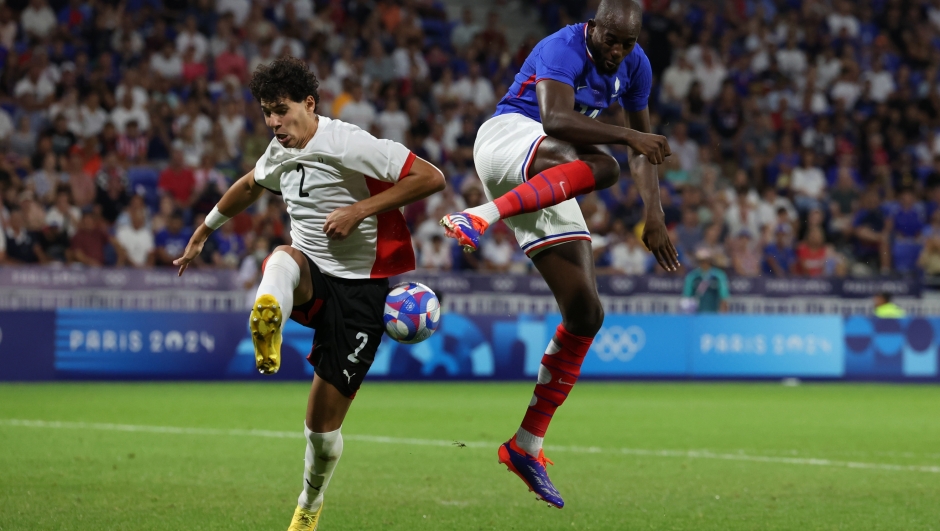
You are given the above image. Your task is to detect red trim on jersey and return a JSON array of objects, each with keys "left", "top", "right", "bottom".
[
  {"left": 516, "top": 74, "right": 537, "bottom": 97},
  {"left": 364, "top": 176, "right": 416, "bottom": 278},
  {"left": 398, "top": 151, "right": 417, "bottom": 181},
  {"left": 583, "top": 23, "right": 594, "bottom": 63},
  {"left": 524, "top": 235, "right": 592, "bottom": 256}
]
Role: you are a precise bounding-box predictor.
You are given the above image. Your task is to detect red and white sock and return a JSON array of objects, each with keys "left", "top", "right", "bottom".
[
  {"left": 464, "top": 160, "right": 596, "bottom": 225},
  {"left": 515, "top": 324, "right": 594, "bottom": 456}
]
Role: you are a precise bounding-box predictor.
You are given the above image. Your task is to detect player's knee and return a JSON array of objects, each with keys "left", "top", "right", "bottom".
[
  {"left": 564, "top": 298, "right": 605, "bottom": 337},
  {"left": 585, "top": 155, "right": 620, "bottom": 190}
]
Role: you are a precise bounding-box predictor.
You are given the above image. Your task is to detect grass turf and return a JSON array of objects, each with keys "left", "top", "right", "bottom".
[{"left": 0, "top": 382, "right": 939, "bottom": 530}]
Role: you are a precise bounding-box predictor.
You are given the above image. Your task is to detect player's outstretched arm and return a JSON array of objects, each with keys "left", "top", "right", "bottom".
[
  {"left": 323, "top": 157, "right": 445, "bottom": 240},
  {"left": 626, "top": 107, "right": 679, "bottom": 272},
  {"left": 174, "top": 169, "right": 265, "bottom": 276},
  {"left": 536, "top": 80, "right": 671, "bottom": 164}
]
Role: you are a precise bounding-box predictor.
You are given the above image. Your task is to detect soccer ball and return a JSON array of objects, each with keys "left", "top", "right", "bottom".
[{"left": 384, "top": 282, "right": 441, "bottom": 344}]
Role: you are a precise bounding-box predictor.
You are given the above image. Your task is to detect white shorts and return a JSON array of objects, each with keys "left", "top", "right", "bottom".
[{"left": 473, "top": 113, "right": 591, "bottom": 257}]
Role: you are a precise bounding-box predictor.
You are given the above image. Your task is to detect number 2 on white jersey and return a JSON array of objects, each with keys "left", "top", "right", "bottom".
[{"left": 348, "top": 332, "right": 368, "bottom": 363}]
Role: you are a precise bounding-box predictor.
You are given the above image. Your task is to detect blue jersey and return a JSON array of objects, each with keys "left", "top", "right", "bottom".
[{"left": 493, "top": 23, "right": 652, "bottom": 122}]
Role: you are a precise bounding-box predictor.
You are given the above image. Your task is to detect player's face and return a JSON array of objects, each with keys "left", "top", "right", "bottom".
[
  {"left": 260, "top": 96, "right": 317, "bottom": 149},
  {"left": 588, "top": 19, "right": 639, "bottom": 75}
]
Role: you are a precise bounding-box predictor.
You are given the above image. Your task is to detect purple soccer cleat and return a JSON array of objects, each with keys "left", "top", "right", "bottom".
[
  {"left": 497, "top": 435, "right": 564, "bottom": 509},
  {"left": 439, "top": 212, "right": 489, "bottom": 252}
]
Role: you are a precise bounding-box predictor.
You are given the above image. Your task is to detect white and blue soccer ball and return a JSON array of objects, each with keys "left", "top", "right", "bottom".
[{"left": 384, "top": 282, "right": 441, "bottom": 344}]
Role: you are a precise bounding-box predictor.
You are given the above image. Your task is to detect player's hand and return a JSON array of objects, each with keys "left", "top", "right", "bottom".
[
  {"left": 173, "top": 235, "right": 205, "bottom": 276},
  {"left": 642, "top": 215, "right": 680, "bottom": 272},
  {"left": 324, "top": 205, "right": 365, "bottom": 240},
  {"left": 627, "top": 131, "right": 671, "bottom": 165}
]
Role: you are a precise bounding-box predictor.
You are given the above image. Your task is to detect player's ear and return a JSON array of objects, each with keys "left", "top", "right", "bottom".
[{"left": 306, "top": 95, "right": 317, "bottom": 114}]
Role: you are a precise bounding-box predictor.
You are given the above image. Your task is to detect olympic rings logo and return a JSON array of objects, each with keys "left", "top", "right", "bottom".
[{"left": 593, "top": 325, "right": 646, "bottom": 362}]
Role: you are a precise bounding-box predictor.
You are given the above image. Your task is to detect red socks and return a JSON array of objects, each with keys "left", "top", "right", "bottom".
[
  {"left": 493, "top": 160, "right": 596, "bottom": 219},
  {"left": 520, "top": 324, "right": 594, "bottom": 437}
]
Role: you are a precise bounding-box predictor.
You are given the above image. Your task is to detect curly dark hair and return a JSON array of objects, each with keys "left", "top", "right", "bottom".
[{"left": 248, "top": 56, "right": 320, "bottom": 105}]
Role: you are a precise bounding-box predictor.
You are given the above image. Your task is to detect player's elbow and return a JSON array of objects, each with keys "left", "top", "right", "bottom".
[
  {"left": 414, "top": 161, "right": 446, "bottom": 194},
  {"left": 541, "top": 114, "right": 566, "bottom": 139}
]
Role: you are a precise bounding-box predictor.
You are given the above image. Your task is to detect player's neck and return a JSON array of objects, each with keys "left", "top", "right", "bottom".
[{"left": 295, "top": 114, "right": 320, "bottom": 149}]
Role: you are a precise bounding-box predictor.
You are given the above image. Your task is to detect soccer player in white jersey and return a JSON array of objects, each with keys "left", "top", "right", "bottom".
[{"left": 174, "top": 57, "right": 445, "bottom": 530}]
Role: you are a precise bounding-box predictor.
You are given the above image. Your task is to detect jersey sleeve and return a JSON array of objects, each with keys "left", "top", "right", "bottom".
[
  {"left": 620, "top": 51, "right": 653, "bottom": 112},
  {"left": 338, "top": 126, "right": 416, "bottom": 183},
  {"left": 533, "top": 36, "right": 584, "bottom": 87},
  {"left": 252, "top": 141, "right": 283, "bottom": 194}
]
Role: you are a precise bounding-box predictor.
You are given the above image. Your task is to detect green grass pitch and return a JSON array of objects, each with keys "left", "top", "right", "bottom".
[{"left": 1, "top": 382, "right": 939, "bottom": 530}]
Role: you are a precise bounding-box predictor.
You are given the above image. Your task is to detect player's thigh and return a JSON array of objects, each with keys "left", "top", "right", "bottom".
[
  {"left": 529, "top": 137, "right": 621, "bottom": 189},
  {"left": 531, "top": 239, "right": 605, "bottom": 336}
]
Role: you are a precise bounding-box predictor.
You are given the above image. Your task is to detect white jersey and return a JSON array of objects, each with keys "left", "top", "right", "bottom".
[{"left": 253, "top": 116, "right": 417, "bottom": 279}]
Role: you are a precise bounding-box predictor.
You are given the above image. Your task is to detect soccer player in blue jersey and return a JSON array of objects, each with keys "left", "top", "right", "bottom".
[{"left": 440, "top": 0, "right": 680, "bottom": 508}]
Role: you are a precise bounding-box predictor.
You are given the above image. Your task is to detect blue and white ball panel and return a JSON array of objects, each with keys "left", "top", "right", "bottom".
[{"left": 384, "top": 282, "right": 441, "bottom": 344}]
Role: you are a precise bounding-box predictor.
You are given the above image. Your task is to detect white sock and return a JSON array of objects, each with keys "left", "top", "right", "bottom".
[
  {"left": 255, "top": 250, "right": 300, "bottom": 329},
  {"left": 463, "top": 202, "right": 501, "bottom": 225},
  {"left": 515, "top": 427, "right": 544, "bottom": 456},
  {"left": 298, "top": 424, "right": 344, "bottom": 511}
]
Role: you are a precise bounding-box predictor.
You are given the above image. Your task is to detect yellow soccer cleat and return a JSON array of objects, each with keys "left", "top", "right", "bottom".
[
  {"left": 287, "top": 504, "right": 323, "bottom": 531},
  {"left": 250, "top": 294, "right": 282, "bottom": 375}
]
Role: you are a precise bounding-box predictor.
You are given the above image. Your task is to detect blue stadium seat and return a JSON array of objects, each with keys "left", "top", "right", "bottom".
[{"left": 127, "top": 166, "right": 161, "bottom": 211}]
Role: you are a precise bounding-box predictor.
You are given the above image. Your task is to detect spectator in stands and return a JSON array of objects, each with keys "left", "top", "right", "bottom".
[
  {"left": 158, "top": 149, "right": 196, "bottom": 208},
  {"left": 608, "top": 223, "right": 649, "bottom": 276},
  {"left": 828, "top": 168, "right": 859, "bottom": 239},
  {"left": 115, "top": 205, "right": 154, "bottom": 268},
  {"left": 212, "top": 220, "right": 244, "bottom": 268},
  {"left": 339, "top": 84, "right": 376, "bottom": 132},
  {"left": 116, "top": 120, "right": 148, "bottom": 164},
  {"left": 891, "top": 187, "right": 927, "bottom": 274},
  {"left": 481, "top": 223, "right": 514, "bottom": 273},
  {"left": 791, "top": 150, "right": 827, "bottom": 213},
  {"left": 674, "top": 207, "right": 702, "bottom": 258},
  {"left": 3, "top": 206, "right": 41, "bottom": 264},
  {"left": 796, "top": 227, "right": 827, "bottom": 277},
  {"left": 854, "top": 189, "right": 891, "bottom": 274},
  {"left": 68, "top": 211, "right": 110, "bottom": 267},
  {"left": 45, "top": 187, "right": 80, "bottom": 238},
  {"left": 729, "top": 231, "right": 761, "bottom": 277},
  {"left": 21, "top": 0, "right": 56, "bottom": 42},
  {"left": 763, "top": 225, "right": 797, "bottom": 277},
  {"left": 682, "top": 248, "right": 729, "bottom": 313},
  {"left": 419, "top": 234, "right": 452, "bottom": 271},
  {"left": 451, "top": 8, "right": 479, "bottom": 49},
  {"left": 154, "top": 210, "right": 191, "bottom": 267}
]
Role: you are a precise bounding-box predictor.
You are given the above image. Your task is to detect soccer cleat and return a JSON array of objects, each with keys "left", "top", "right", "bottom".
[
  {"left": 498, "top": 435, "right": 564, "bottom": 509},
  {"left": 250, "top": 294, "right": 282, "bottom": 375},
  {"left": 287, "top": 504, "right": 323, "bottom": 531},
  {"left": 439, "top": 212, "right": 489, "bottom": 252}
]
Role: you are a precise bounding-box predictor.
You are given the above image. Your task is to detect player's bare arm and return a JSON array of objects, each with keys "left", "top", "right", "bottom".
[
  {"left": 323, "top": 157, "right": 445, "bottom": 240},
  {"left": 173, "top": 168, "right": 264, "bottom": 276},
  {"left": 625, "top": 107, "right": 679, "bottom": 272},
  {"left": 536, "top": 80, "right": 671, "bottom": 164}
]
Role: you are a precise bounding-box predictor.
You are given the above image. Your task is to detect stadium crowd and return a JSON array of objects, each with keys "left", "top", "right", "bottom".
[{"left": 2, "top": 0, "right": 940, "bottom": 282}]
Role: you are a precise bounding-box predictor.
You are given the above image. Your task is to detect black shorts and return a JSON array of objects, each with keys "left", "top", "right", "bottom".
[{"left": 289, "top": 253, "right": 388, "bottom": 398}]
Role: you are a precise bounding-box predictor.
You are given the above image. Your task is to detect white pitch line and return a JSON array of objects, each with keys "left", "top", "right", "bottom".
[{"left": 2, "top": 418, "right": 939, "bottom": 475}]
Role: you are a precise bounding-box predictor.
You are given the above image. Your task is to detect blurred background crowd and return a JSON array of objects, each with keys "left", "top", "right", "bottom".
[{"left": 2, "top": 0, "right": 940, "bottom": 285}]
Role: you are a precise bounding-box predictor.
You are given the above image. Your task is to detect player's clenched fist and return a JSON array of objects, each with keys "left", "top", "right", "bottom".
[
  {"left": 323, "top": 205, "right": 365, "bottom": 240},
  {"left": 627, "top": 131, "right": 671, "bottom": 165}
]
